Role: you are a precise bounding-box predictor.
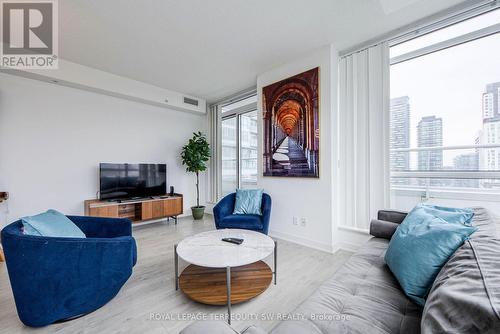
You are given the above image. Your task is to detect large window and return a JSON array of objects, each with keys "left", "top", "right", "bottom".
[
  {"left": 221, "top": 117, "right": 237, "bottom": 194},
  {"left": 220, "top": 95, "right": 258, "bottom": 196},
  {"left": 389, "top": 8, "right": 500, "bottom": 199}
]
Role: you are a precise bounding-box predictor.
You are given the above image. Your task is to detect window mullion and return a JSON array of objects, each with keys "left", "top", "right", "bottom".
[{"left": 237, "top": 114, "right": 241, "bottom": 189}]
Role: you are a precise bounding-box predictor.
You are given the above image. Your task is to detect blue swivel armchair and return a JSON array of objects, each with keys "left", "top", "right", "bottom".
[
  {"left": 1, "top": 216, "right": 137, "bottom": 327},
  {"left": 213, "top": 192, "right": 272, "bottom": 234}
]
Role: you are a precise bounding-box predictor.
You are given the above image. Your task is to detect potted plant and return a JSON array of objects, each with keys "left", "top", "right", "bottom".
[{"left": 181, "top": 132, "right": 210, "bottom": 220}]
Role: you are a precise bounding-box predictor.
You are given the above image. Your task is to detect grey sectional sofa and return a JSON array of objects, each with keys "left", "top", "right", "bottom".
[{"left": 181, "top": 208, "right": 500, "bottom": 334}]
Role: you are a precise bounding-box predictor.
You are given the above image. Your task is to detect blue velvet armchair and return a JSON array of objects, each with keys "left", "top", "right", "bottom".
[
  {"left": 213, "top": 193, "right": 272, "bottom": 234},
  {"left": 0, "top": 215, "right": 137, "bottom": 327}
]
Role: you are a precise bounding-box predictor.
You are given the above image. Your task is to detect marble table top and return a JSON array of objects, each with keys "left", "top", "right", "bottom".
[{"left": 176, "top": 229, "right": 275, "bottom": 268}]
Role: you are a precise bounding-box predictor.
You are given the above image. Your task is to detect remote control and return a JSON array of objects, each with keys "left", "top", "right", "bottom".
[{"left": 221, "top": 237, "right": 244, "bottom": 245}]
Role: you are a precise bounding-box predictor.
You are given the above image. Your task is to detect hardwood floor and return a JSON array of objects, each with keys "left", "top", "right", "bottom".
[{"left": 0, "top": 216, "right": 352, "bottom": 334}]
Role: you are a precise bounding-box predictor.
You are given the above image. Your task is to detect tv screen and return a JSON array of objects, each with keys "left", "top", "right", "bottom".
[{"left": 99, "top": 163, "right": 167, "bottom": 200}]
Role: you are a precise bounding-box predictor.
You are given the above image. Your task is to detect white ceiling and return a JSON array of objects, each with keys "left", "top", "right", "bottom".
[{"left": 59, "top": 0, "right": 468, "bottom": 102}]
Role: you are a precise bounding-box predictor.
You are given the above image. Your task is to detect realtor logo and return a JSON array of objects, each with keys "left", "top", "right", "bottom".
[{"left": 1, "top": 0, "right": 58, "bottom": 69}]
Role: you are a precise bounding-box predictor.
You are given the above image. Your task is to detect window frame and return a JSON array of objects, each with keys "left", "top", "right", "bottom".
[
  {"left": 388, "top": 10, "right": 500, "bottom": 200},
  {"left": 390, "top": 23, "right": 500, "bottom": 66},
  {"left": 219, "top": 99, "right": 258, "bottom": 198}
]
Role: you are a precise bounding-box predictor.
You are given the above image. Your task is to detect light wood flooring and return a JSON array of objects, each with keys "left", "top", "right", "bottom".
[{"left": 0, "top": 216, "right": 352, "bottom": 334}]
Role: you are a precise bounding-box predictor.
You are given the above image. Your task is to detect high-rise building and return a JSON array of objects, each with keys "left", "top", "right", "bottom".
[
  {"left": 390, "top": 96, "right": 410, "bottom": 173},
  {"left": 417, "top": 116, "right": 443, "bottom": 171},
  {"left": 482, "top": 82, "right": 500, "bottom": 121},
  {"left": 480, "top": 82, "right": 500, "bottom": 189}
]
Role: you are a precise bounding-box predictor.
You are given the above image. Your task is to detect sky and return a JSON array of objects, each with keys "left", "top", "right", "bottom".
[{"left": 390, "top": 10, "right": 500, "bottom": 167}]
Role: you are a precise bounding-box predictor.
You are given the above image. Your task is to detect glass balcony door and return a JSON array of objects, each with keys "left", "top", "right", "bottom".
[
  {"left": 220, "top": 95, "right": 258, "bottom": 197},
  {"left": 240, "top": 110, "right": 258, "bottom": 188},
  {"left": 221, "top": 116, "right": 238, "bottom": 195}
]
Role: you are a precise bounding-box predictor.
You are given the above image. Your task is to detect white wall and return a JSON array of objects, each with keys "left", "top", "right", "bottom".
[
  {"left": 256, "top": 46, "right": 336, "bottom": 252},
  {"left": 0, "top": 73, "right": 206, "bottom": 224}
]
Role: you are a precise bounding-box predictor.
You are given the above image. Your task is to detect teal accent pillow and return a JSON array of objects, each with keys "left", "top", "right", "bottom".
[
  {"left": 233, "top": 189, "right": 264, "bottom": 215},
  {"left": 21, "top": 209, "right": 86, "bottom": 238},
  {"left": 410, "top": 203, "right": 475, "bottom": 226},
  {"left": 384, "top": 204, "right": 476, "bottom": 306}
]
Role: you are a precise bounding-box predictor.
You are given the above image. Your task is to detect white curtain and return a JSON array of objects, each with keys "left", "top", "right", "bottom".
[
  {"left": 338, "top": 42, "right": 390, "bottom": 230},
  {"left": 207, "top": 104, "right": 221, "bottom": 203}
]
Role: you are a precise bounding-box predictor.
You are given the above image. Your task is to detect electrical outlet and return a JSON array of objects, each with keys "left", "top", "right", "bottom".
[
  {"left": 300, "top": 217, "right": 307, "bottom": 227},
  {"left": 293, "top": 216, "right": 298, "bottom": 225}
]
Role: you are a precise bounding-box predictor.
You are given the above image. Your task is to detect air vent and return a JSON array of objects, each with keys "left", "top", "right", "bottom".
[{"left": 183, "top": 97, "right": 199, "bottom": 106}]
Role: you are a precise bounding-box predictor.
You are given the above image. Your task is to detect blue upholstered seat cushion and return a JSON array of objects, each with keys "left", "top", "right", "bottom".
[
  {"left": 21, "top": 209, "right": 86, "bottom": 238},
  {"left": 218, "top": 214, "right": 263, "bottom": 230},
  {"left": 233, "top": 189, "right": 263, "bottom": 215},
  {"left": 384, "top": 204, "right": 476, "bottom": 306}
]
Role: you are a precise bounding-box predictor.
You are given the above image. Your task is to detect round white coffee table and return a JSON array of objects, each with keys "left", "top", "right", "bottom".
[{"left": 174, "top": 229, "right": 277, "bottom": 324}]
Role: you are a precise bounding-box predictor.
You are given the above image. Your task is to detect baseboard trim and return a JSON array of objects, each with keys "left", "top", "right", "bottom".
[{"left": 269, "top": 229, "right": 334, "bottom": 253}]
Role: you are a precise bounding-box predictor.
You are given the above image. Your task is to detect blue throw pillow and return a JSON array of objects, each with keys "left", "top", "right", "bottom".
[
  {"left": 233, "top": 189, "right": 264, "bottom": 215},
  {"left": 384, "top": 204, "right": 476, "bottom": 306},
  {"left": 21, "top": 209, "right": 86, "bottom": 238},
  {"left": 409, "top": 204, "right": 475, "bottom": 226}
]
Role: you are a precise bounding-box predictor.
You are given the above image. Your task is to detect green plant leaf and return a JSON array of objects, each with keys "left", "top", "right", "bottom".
[{"left": 180, "top": 132, "right": 211, "bottom": 173}]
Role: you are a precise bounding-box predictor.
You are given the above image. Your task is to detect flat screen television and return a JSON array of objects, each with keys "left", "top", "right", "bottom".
[{"left": 99, "top": 163, "right": 167, "bottom": 201}]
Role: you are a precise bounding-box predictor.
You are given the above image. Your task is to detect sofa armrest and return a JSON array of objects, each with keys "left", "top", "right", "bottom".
[
  {"left": 213, "top": 193, "right": 236, "bottom": 225},
  {"left": 261, "top": 194, "right": 272, "bottom": 234},
  {"left": 180, "top": 321, "right": 239, "bottom": 334},
  {"left": 68, "top": 215, "right": 132, "bottom": 238},
  {"left": 242, "top": 325, "right": 268, "bottom": 334},
  {"left": 377, "top": 210, "right": 407, "bottom": 224},
  {"left": 369, "top": 219, "right": 400, "bottom": 240}
]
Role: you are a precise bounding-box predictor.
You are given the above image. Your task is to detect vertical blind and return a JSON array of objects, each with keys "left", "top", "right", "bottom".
[
  {"left": 338, "top": 42, "right": 390, "bottom": 230},
  {"left": 207, "top": 104, "right": 221, "bottom": 203}
]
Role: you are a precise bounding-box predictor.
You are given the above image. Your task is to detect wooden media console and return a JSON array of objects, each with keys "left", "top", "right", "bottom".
[{"left": 84, "top": 194, "right": 183, "bottom": 224}]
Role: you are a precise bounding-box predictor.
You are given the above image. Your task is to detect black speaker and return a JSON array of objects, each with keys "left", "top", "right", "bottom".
[{"left": 169, "top": 186, "right": 174, "bottom": 196}]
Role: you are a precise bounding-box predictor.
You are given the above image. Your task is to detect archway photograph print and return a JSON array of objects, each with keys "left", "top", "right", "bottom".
[{"left": 262, "top": 67, "right": 320, "bottom": 178}]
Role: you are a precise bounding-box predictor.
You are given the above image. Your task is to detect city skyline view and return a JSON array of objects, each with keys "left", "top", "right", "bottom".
[
  {"left": 390, "top": 31, "right": 500, "bottom": 170},
  {"left": 390, "top": 79, "right": 500, "bottom": 171}
]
